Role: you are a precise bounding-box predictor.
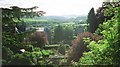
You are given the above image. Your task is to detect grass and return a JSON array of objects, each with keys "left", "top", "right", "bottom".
[{"left": 21, "top": 18, "right": 48, "bottom": 22}]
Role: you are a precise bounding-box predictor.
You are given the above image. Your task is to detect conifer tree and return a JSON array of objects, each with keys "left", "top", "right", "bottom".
[{"left": 87, "top": 8, "right": 97, "bottom": 33}]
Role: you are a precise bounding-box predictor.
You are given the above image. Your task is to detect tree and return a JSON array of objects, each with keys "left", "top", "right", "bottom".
[
  {"left": 79, "top": 2, "right": 120, "bottom": 65},
  {"left": 66, "top": 32, "right": 102, "bottom": 63},
  {"left": 63, "top": 25, "right": 74, "bottom": 44},
  {"left": 87, "top": 8, "right": 98, "bottom": 33},
  {"left": 53, "top": 25, "right": 74, "bottom": 44},
  {"left": 53, "top": 25, "right": 64, "bottom": 43},
  {"left": 2, "top": 6, "right": 45, "bottom": 65},
  {"left": 24, "top": 31, "right": 48, "bottom": 48}
]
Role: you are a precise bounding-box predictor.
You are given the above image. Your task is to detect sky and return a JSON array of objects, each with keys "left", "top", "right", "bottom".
[{"left": 0, "top": 0, "right": 104, "bottom": 16}]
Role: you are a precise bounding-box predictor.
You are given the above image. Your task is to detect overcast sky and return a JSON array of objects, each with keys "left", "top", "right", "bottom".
[{"left": 0, "top": 0, "right": 104, "bottom": 16}]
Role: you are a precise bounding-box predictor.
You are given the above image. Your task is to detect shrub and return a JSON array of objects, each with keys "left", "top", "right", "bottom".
[
  {"left": 67, "top": 32, "right": 102, "bottom": 63},
  {"left": 24, "top": 31, "right": 48, "bottom": 48}
]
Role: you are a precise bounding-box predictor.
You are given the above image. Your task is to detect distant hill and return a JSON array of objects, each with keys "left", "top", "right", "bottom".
[
  {"left": 35, "top": 15, "right": 87, "bottom": 22},
  {"left": 38, "top": 16, "right": 67, "bottom": 21}
]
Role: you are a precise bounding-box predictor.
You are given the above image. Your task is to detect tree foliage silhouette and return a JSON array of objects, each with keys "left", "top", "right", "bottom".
[{"left": 87, "top": 8, "right": 98, "bottom": 33}]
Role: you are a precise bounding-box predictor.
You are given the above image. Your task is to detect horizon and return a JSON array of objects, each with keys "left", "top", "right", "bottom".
[{"left": 0, "top": 0, "right": 104, "bottom": 16}]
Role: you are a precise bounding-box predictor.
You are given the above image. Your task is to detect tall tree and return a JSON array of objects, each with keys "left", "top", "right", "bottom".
[
  {"left": 53, "top": 25, "right": 64, "bottom": 43},
  {"left": 63, "top": 25, "right": 74, "bottom": 44},
  {"left": 87, "top": 8, "right": 98, "bottom": 33}
]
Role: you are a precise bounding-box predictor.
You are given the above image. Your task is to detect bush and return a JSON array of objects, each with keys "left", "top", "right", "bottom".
[
  {"left": 24, "top": 31, "right": 48, "bottom": 48},
  {"left": 66, "top": 32, "right": 102, "bottom": 63},
  {"left": 58, "top": 44, "right": 69, "bottom": 55},
  {"left": 9, "top": 52, "right": 35, "bottom": 65},
  {"left": 2, "top": 46, "right": 13, "bottom": 64}
]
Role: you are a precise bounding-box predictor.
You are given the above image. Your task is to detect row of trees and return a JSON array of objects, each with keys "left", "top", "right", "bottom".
[{"left": 34, "top": 22, "right": 86, "bottom": 45}]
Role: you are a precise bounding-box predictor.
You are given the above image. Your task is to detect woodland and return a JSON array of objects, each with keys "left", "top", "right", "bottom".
[{"left": 1, "top": 1, "right": 120, "bottom": 66}]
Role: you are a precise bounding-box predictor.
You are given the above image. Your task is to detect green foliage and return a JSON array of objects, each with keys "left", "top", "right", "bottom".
[
  {"left": 42, "top": 49, "right": 53, "bottom": 56},
  {"left": 79, "top": 7, "right": 120, "bottom": 65},
  {"left": 87, "top": 8, "right": 97, "bottom": 33},
  {"left": 3, "top": 2, "right": 119, "bottom": 66},
  {"left": 58, "top": 44, "right": 69, "bottom": 55},
  {"left": 104, "top": 6, "right": 114, "bottom": 16},
  {"left": 2, "top": 6, "right": 47, "bottom": 65},
  {"left": 7, "top": 47, "right": 55, "bottom": 65},
  {"left": 63, "top": 25, "right": 74, "bottom": 42},
  {"left": 53, "top": 25, "right": 74, "bottom": 44},
  {"left": 9, "top": 52, "right": 35, "bottom": 65},
  {"left": 2, "top": 46, "right": 13, "bottom": 64},
  {"left": 83, "top": 37, "right": 91, "bottom": 44},
  {"left": 53, "top": 25, "right": 64, "bottom": 43}
]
